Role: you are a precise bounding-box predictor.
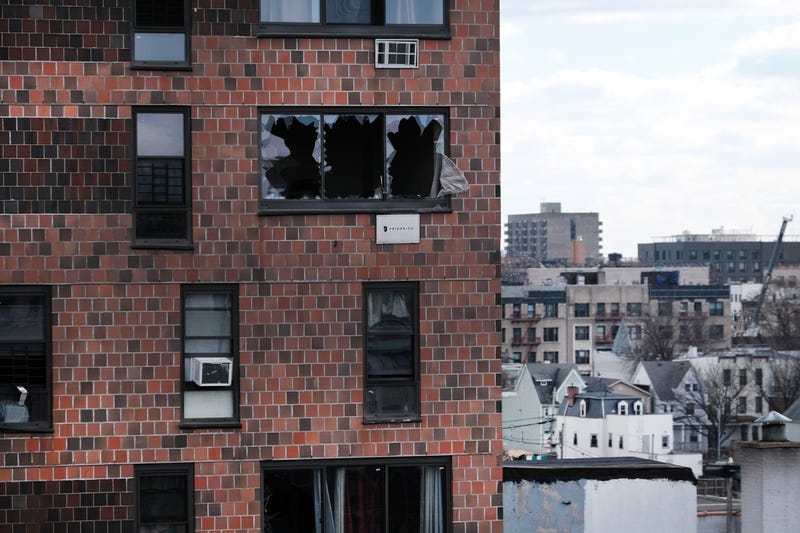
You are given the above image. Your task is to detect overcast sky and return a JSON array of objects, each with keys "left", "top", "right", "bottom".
[{"left": 501, "top": 0, "right": 800, "bottom": 258}]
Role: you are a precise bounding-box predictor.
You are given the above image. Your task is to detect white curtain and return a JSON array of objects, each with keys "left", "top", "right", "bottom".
[
  {"left": 262, "top": 0, "right": 320, "bottom": 23},
  {"left": 367, "top": 291, "right": 410, "bottom": 327},
  {"left": 319, "top": 468, "right": 345, "bottom": 533},
  {"left": 420, "top": 466, "right": 443, "bottom": 533},
  {"left": 386, "top": 0, "right": 442, "bottom": 24}
]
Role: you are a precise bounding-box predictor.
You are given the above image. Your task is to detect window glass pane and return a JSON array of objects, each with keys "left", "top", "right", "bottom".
[
  {"left": 336, "top": 466, "right": 385, "bottom": 532},
  {"left": 365, "top": 382, "right": 415, "bottom": 419},
  {"left": 137, "top": 113, "right": 184, "bottom": 157},
  {"left": 136, "top": 0, "right": 184, "bottom": 27},
  {"left": 185, "top": 310, "right": 231, "bottom": 337},
  {"left": 366, "top": 290, "right": 411, "bottom": 329},
  {"left": 261, "top": 0, "right": 320, "bottom": 22},
  {"left": 139, "top": 474, "right": 188, "bottom": 524},
  {"left": 261, "top": 115, "right": 321, "bottom": 199},
  {"left": 263, "top": 469, "right": 318, "bottom": 533},
  {"left": 366, "top": 335, "right": 413, "bottom": 376},
  {"left": 135, "top": 212, "right": 189, "bottom": 240},
  {"left": 134, "top": 33, "right": 186, "bottom": 62},
  {"left": 326, "top": 0, "right": 371, "bottom": 23},
  {"left": 386, "top": 0, "right": 443, "bottom": 24},
  {"left": 386, "top": 115, "right": 444, "bottom": 198},
  {"left": 0, "top": 295, "right": 45, "bottom": 340},
  {"left": 136, "top": 159, "right": 185, "bottom": 205},
  {"left": 184, "top": 390, "right": 233, "bottom": 418},
  {"left": 323, "top": 114, "right": 383, "bottom": 199}
]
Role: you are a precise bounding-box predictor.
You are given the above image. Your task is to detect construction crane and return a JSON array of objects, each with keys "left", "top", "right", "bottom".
[{"left": 747, "top": 215, "right": 793, "bottom": 336}]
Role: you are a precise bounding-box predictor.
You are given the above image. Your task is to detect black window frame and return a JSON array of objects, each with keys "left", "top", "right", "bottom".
[
  {"left": 133, "top": 106, "right": 193, "bottom": 248},
  {"left": 0, "top": 286, "right": 52, "bottom": 433},
  {"left": 709, "top": 324, "right": 724, "bottom": 341},
  {"left": 261, "top": 456, "right": 452, "bottom": 533},
  {"left": 180, "top": 284, "right": 240, "bottom": 429},
  {"left": 134, "top": 463, "right": 194, "bottom": 532},
  {"left": 258, "top": 0, "right": 450, "bottom": 38},
  {"left": 543, "top": 327, "right": 558, "bottom": 343},
  {"left": 259, "top": 107, "right": 452, "bottom": 214},
  {"left": 363, "top": 281, "right": 420, "bottom": 423},
  {"left": 574, "top": 303, "right": 589, "bottom": 317},
  {"left": 574, "top": 326, "right": 590, "bottom": 341},
  {"left": 132, "top": 0, "right": 192, "bottom": 70}
]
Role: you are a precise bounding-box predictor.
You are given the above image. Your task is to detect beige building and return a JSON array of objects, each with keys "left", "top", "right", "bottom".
[{"left": 501, "top": 267, "right": 732, "bottom": 372}]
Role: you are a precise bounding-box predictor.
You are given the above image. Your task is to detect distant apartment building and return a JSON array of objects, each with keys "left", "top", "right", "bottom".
[
  {"left": 501, "top": 267, "right": 732, "bottom": 370},
  {"left": 505, "top": 203, "right": 602, "bottom": 265},
  {"left": 638, "top": 227, "right": 800, "bottom": 284}
]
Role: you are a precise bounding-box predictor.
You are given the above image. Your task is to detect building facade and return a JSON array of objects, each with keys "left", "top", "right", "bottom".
[
  {"left": 505, "top": 203, "right": 603, "bottom": 265},
  {"left": 501, "top": 268, "right": 732, "bottom": 371},
  {"left": 0, "top": 1, "right": 502, "bottom": 531},
  {"left": 637, "top": 228, "right": 800, "bottom": 285}
]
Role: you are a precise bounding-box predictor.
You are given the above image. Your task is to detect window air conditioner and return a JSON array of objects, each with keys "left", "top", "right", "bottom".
[
  {"left": 188, "top": 357, "right": 233, "bottom": 387},
  {"left": 375, "top": 39, "right": 419, "bottom": 68}
]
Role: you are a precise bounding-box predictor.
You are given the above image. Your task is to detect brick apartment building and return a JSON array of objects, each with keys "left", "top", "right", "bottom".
[{"left": 0, "top": 1, "right": 501, "bottom": 531}]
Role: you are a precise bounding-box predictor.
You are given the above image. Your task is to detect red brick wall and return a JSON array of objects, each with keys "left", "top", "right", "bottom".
[{"left": 0, "top": 1, "right": 501, "bottom": 531}]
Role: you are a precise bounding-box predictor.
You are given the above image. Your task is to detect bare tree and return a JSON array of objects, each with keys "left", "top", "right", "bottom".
[
  {"left": 672, "top": 363, "right": 750, "bottom": 461},
  {"left": 628, "top": 311, "right": 711, "bottom": 366},
  {"left": 759, "top": 285, "right": 800, "bottom": 350},
  {"left": 752, "top": 354, "right": 800, "bottom": 412}
]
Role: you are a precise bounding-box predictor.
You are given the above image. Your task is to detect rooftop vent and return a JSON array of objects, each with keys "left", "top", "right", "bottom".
[{"left": 375, "top": 39, "right": 419, "bottom": 68}]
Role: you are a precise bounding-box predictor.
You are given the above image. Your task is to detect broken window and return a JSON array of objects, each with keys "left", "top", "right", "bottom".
[
  {"left": 260, "top": 108, "right": 462, "bottom": 213},
  {"left": 0, "top": 287, "right": 51, "bottom": 432}
]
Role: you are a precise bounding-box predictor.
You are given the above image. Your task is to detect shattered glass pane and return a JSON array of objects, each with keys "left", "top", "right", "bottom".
[
  {"left": 323, "top": 114, "right": 383, "bottom": 199},
  {"left": 261, "top": 115, "right": 321, "bottom": 199},
  {"left": 386, "top": 115, "right": 444, "bottom": 198}
]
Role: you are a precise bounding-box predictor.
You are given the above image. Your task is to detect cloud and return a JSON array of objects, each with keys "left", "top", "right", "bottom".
[
  {"left": 730, "top": 22, "right": 800, "bottom": 77},
  {"left": 503, "top": 0, "right": 800, "bottom": 22}
]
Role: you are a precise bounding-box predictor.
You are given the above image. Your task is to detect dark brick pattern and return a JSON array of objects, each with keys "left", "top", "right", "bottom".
[{"left": 0, "top": 0, "right": 502, "bottom": 531}]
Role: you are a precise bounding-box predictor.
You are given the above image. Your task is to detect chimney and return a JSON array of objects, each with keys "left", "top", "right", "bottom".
[
  {"left": 567, "top": 386, "right": 579, "bottom": 407},
  {"left": 755, "top": 411, "right": 791, "bottom": 442}
]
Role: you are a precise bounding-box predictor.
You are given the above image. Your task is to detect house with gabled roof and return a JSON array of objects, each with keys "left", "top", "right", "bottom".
[
  {"left": 502, "top": 363, "right": 586, "bottom": 457},
  {"left": 632, "top": 360, "right": 709, "bottom": 453},
  {"left": 554, "top": 381, "right": 704, "bottom": 477}
]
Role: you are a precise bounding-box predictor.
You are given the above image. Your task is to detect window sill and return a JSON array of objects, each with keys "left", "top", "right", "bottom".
[
  {"left": 257, "top": 23, "right": 450, "bottom": 40},
  {"left": 362, "top": 416, "right": 421, "bottom": 425},
  {"left": 259, "top": 196, "right": 451, "bottom": 215},
  {"left": 131, "top": 241, "right": 194, "bottom": 251},
  {"left": 180, "top": 420, "right": 242, "bottom": 430},
  {"left": 130, "top": 63, "right": 192, "bottom": 71},
  {"left": 0, "top": 424, "right": 53, "bottom": 434}
]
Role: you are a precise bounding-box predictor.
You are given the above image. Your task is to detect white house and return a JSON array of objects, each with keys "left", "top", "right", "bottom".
[
  {"left": 556, "top": 381, "right": 674, "bottom": 460},
  {"left": 502, "top": 363, "right": 586, "bottom": 457}
]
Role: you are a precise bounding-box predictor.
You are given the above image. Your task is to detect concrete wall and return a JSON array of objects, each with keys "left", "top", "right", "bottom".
[
  {"left": 503, "top": 477, "right": 696, "bottom": 533},
  {"left": 739, "top": 442, "right": 800, "bottom": 533}
]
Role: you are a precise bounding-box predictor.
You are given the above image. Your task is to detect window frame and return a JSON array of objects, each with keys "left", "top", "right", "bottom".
[
  {"left": 0, "top": 286, "right": 52, "bottom": 433},
  {"left": 543, "top": 327, "right": 559, "bottom": 343},
  {"left": 131, "top": 0, "right": 192, "bottom": 70},
  {"left": 259, "top": 107, "right": 452, "bottom": 214},
  {"left": 574, "top": 326, "right": 590, "bottom": 341},
  {"left": 134, "top": 463, "right": 194, "bottom": 533},
  {"left": 363, "top": 281, "right": 420, "bottom": 423},
  {"left": 258, "top": 0, "right": 450, "bottom": 38},
  {"left": 132, "top": 106, "right": 193, "bottom": 248},
  {"left": 180, "top": 284, "right": 240, "bottom": 428},
  {"left": 574, "top": 303, "right": 589, "bottom": 317},
  {"left": 261, "top": 456, "right": 452, "bottom": 533}
]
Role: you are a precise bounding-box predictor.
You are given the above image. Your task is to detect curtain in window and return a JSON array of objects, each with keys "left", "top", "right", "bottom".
[
  {"left": 420, "top": 466, "right": 443, "bottom": 533},
  {"left": 367, "top": 290, "right": 410, "bottom": 327},
  {"left": 386, "top": 0, "right": 442, "bottom": 24},
  {"left": 262, "top": 0, "right": 320, "bottom": 22}
]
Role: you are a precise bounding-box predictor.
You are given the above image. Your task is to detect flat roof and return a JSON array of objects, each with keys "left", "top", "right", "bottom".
[{"left": 504, "top": 457, "right": 696, "bottom": 484}]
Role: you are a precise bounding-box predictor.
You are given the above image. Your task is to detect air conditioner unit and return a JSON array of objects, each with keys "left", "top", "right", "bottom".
[
  {"left": 375, "top": 39, "right": 419, "bottom": 68},
  {"left": 188, "top": 357, "right": 233, "bottom": 387}
]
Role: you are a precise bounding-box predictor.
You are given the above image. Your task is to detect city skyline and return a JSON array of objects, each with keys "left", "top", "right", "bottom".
[{"left": 501, "top": 0, "right": 800, "bottom": 257}]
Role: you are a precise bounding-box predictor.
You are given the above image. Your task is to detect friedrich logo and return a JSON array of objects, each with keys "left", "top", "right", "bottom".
[{"left": 384, "top": 226, "right": 388, "bottom": 232}]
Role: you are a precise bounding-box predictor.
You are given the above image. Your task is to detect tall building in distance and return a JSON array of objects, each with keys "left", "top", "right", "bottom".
[
  {"left": 505, "top": 203, "right": 603, "bottom": 266},
  {"left": 638, "top": 227, "right": 800, "bottom": 285}
]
